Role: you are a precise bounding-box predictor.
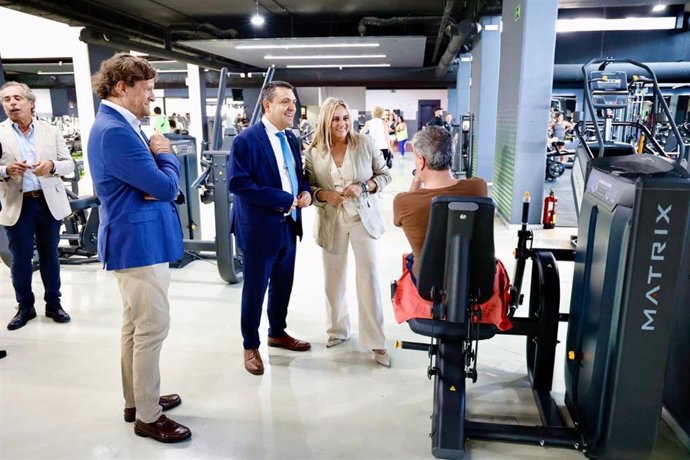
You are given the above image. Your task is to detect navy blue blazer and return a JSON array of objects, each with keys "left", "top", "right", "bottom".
[
  {"left": 228, "top": 122, "right": 310, "bottom": 256},
  {"left": 87, "top": 103, "right": 183, "bottom": 270}
]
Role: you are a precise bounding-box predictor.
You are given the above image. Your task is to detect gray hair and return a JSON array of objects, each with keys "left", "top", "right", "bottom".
[
  {"left": 412, "top": 126, "right": 453, "bottom": 171},
  {"left": 0, "top": 81, "right": 36, "bottom": 104}
]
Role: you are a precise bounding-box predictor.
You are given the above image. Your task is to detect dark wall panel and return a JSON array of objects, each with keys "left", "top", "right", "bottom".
[{"left": 555, "top": 29, "right": 690, "bottom": 64}]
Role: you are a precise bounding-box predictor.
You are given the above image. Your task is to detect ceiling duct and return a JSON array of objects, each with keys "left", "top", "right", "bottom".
[
  {"left": 435, "top": 20, "right": 478, "bottom": 78},
  {"left": 165, "top": 23, "right": 239, "bottom": 50},
  {"left": 357, "top": 16, "right": 450, "bottom": 36},
  {"left": 79, "top": 28, "right": 239, "bottom": 71}
]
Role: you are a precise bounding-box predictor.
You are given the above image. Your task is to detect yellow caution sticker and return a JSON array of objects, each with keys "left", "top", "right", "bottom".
[{"left": 450, "top": 385, "right": 456, "bottom": 392}]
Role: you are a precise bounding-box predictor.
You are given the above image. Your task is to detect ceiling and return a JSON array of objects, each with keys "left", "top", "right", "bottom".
[{"left": 0, "top": 0, "right": 688, "bottom": 88}]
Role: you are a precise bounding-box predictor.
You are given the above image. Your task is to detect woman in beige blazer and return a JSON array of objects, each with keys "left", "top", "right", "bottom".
[{"left": 305, "top": 97, "right": 392, "bottom": 366}]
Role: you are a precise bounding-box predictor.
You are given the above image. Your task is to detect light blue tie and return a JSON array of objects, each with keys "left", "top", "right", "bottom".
[{"left": 276, "top": 131, "right": 298, "bottom": 220}]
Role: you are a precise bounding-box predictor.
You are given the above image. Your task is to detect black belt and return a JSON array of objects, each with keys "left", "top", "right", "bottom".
[{"left": 23, "top": 190, "right": 43, "bottom": 198}]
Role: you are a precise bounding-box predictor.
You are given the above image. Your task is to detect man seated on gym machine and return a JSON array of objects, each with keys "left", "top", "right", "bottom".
[
  {"left": 391, "top": 127, "right": 511, "bottom": 330},
  {"left": 393, "top": 126, "right": 487, "bottom": 283}
]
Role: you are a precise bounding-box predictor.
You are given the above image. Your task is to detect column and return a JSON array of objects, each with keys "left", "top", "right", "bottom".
[
  {"left": 469, "top": 16, "right": 501, "bottom": 180},
  {"left": 0, "top": 52, "right": 6, "bottom": 122},
  {"left": 186, "top": 63, "right": 208, "bottom": 155},
  {"left": 73, "top": 41, "right": 116, "bottom": 190},
  {"left": 492, "top": 0, "right": 558, "bottom": 224},
  {"left": 456, "top": 52, "right": 472, "bottom": 117}
]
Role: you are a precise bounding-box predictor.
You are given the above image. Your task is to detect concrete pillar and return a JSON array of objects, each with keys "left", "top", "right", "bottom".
[
  {"left": 72, "top": 41, "right": 116, "bottom": 192},
  {"left": 457, "top": 52, "right": 472, "bottom": 117},
  {"left": 469, "top": 16, "right": 501, "bottom": 181},
  {"left": 186, "top": 63, "right": 207, "bottom": 155},
  {"left": 492, "top": 0, "right": 558, "bottom": 224},
  {"left": 0, "top": 53, "right": 6, "bottom": 123}
]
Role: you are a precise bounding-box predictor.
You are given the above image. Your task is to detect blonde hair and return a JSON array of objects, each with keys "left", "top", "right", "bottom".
[
  {"left": 311, "top": 97, "right": 361, "bottom": 153},
  {"left": 372, "top": 106, "right": 384, "bottom": 118}
]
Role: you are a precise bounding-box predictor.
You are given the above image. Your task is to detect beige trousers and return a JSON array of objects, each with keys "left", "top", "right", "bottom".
[
  {"left": 322, "top": 211, "right": 385, "bottom": 350},
  {"left": 114, "top": 263, "right": 171, "bottom": 423}
]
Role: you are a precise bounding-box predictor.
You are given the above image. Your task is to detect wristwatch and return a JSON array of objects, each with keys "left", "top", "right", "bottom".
[{"left": 360, "top": 181, "right": 369, "bottom": 193}]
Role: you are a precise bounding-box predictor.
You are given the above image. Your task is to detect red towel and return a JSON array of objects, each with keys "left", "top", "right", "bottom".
[{"left": 392, "top": 257, "right": 513, "bottom": 332}]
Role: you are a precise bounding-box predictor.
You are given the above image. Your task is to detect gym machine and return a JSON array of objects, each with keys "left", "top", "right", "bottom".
[
  {"left": 165, "top": 67, "right": 247, "bottom": 284},
  {"left": 451, "top": 113, "right": 474, "bottom": 178},
  {"left": 571, "top": 58, "right": 688, "bottom": 217},
  {"left": 397, "top": 59, "right": 690, "bottom": 460},
  {"left": 58, "top": 160, "right": 100, "bottom": 264}
]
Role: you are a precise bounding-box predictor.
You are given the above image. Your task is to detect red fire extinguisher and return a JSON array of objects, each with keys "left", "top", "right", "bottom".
[{"left": 543, "top": 190, "right": 557, "bottom": 229}]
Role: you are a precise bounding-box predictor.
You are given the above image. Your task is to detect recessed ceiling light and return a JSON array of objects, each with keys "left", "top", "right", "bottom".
[
  {"left": 556, "top": 16, "right": 676, "bottom": 32},
  {"left": 250, "top": 1, "right": 264, "bottom": 27},
  {"left": 652, "top": 3, "right": 666, "bottom": 12},
  {"left": 286, "top": 63, "right": 391, "bottom": 69},
  {"left": 265, "top": 54, "right": 386, "bottom": 60},
  {"left": 250, "top": 14, "right": 265, "bottom": 26},
  {"left": 236, "top": 43, "right": 380, "bottom": 50}
]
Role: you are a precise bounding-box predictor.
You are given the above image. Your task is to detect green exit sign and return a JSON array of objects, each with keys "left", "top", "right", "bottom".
[{"left": 515, "top": 4, "right": 521, "bottom": 21}]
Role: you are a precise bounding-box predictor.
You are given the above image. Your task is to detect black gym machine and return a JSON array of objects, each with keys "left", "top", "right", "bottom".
[{"left": 396, "top": 58, "right": 690, "bottom": 459}]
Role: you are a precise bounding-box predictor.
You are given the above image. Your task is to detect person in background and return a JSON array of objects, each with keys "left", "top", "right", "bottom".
[
  {"left": 386, "top": 111, "right": 397, "bottom": 152},
  {"left": 0, "top": 81, "right": 73, "bottom": 331},
  {"left": 427, "top": 107, "right": 445, "bottom": 128},
  {"left": 228, "top": 80, "right": 312, "bottom": 376},
  {"left": 299, "top": 113, "right": 313, "bottom": 145},
  {"left": 395, "top": 114, "right": 409, "bottom": 158},
  {"left": 88, "top": 52, "right": 191, "bottom": 444},
  {"left": 152, "top": 106, "right": 171, "bottom": 134},
  {"left": 359, "top": 106, "right": 392, "bottom": 168},
  {"left": 305, "top": 97, "right": 392, "bottom": 367},
  {"left": 394, "top": 126, "right": 488, "bottom": 281},
  {"left": 548, "top": 111, "right": 573, "bottom": 143},
  {"left": 444, "top": 113, "right": 453, "bottom": 131}
]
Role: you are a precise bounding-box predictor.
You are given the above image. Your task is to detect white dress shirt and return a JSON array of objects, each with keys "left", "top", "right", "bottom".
[
  {"left": 261, "top": 115, "right": 294, "bottom": 195},
  {"left": 101, "top": 99, "right": 148, "bottom": 148}
]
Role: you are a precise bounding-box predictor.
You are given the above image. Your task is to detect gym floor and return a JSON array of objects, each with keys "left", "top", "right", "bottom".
[{"left": 1, "top": 155, "right": 687, "bottom": 459}]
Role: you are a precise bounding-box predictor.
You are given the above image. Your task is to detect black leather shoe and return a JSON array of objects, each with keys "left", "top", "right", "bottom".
[
  {"left": 7, "top": 308, "right": 37, "bottom": 331},
  {"left": 45, "top": 305, "right": 71, "bottom": 323}
]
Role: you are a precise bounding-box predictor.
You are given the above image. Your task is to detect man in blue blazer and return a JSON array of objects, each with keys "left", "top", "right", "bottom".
[
  {"left": 228, "top": 81, "right": 312, "bottom": 375},
  {"left": 88, "top": 53, "right": 191, "bottom": 443}
]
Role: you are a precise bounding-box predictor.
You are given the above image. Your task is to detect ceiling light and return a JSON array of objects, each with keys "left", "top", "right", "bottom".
[
  {"left": 250, "top": 1, "right": 264, "bottom": 27},
  {"left": 652, "top": 2, "right": 667, "bottom": 12},
  {"left": 556, "top": 16, "right": 676, "bottom": 32},
  {"left": 37, "top": 71, "right": 74, "bottom": 75},
  {"left": 265, "top": 54, "right": 386, "bottom": 60},
  {"left": 236, "top": 43, "right": 380, "bottom": 50},
  {"left": 286, "top": 63, "right": 391, "bottom": 69}
]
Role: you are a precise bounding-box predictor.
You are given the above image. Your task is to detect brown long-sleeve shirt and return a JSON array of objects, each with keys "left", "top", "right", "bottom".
[{"left": 393, "top": 177, "right": 489, "bottom": 277}]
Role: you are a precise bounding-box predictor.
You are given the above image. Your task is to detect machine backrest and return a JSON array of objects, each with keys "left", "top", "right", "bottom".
[{"left": 417, "top": 196, "right": 496, "bottom": 307}]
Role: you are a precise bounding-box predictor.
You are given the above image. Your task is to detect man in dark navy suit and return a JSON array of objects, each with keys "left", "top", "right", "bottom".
[{"left": 228, "top": 81, "right": 312, "bottom": 375}]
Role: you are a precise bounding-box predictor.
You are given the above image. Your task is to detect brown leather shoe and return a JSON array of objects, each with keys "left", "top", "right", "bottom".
[
  {"left": 124, "top": 394, "right": 182, "bottom": 422},
  {"left": 244, "top": 348, "right": 264, "bottom": 375},
  {"left": 267, "top": 333, "right": 311, "bottom": 351},
  {"left": 134, "top": 415, "right": 191, "bottom": 443}
]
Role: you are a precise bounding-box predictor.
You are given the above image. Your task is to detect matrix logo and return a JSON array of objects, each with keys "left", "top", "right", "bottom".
[{"left": 642, "top": 204, "right": 671, "bottom": 331}]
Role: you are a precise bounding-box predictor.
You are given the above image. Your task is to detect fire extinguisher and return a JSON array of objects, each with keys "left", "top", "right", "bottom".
[{"left": 543, "top": 190, "right": 557, "bottom": 229}]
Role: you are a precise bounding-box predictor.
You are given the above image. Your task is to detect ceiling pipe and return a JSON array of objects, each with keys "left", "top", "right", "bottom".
[
  {"left": 434, "top": 20, "right": 478, "bottom": 78},
  {"left": 357, "top": 16, "right": 451, "bottom": 36},
  {"left": 431, "top": 0, "right": 456, "bottom": 63},
  {"left": 79, "top": 28, "right": 241, "bottom": 72},
  {"left": 164, "top": 23, "right": 240, "bottom": 50}
]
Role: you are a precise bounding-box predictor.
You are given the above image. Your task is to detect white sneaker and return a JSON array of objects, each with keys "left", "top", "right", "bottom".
[
  {"left": 326, "top": 337, "right": 347, "bottom": 348},
  {"left": 373, "top": 349, "right": 391, "bottom": 367}
]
